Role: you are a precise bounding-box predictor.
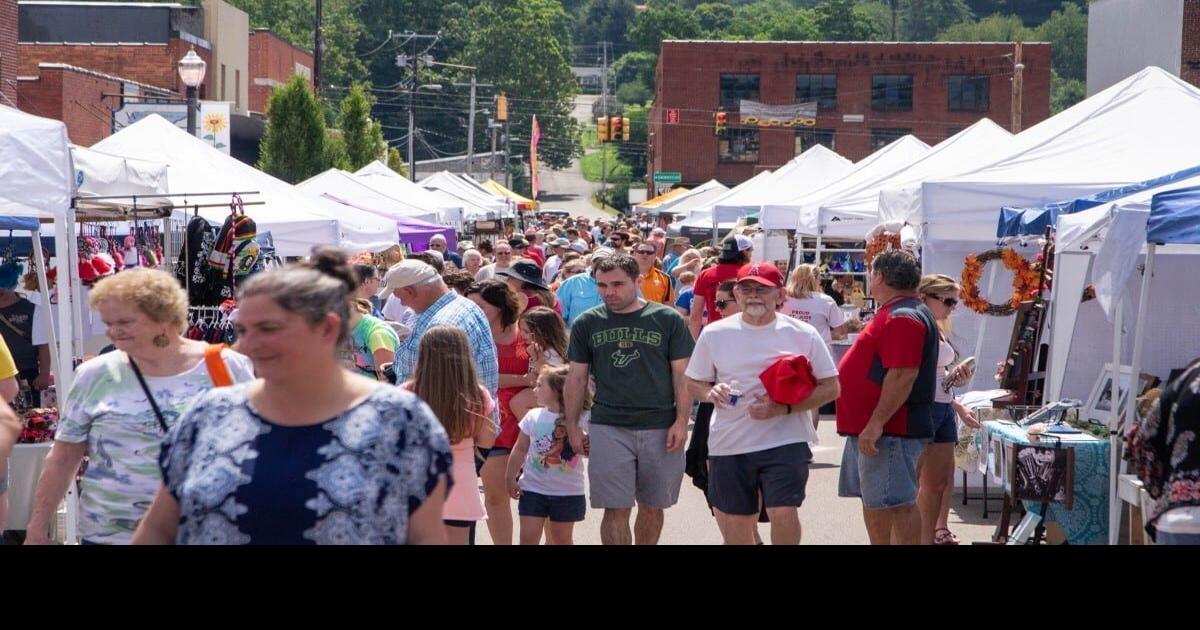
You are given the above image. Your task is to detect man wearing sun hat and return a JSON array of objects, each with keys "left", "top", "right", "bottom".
[
  {"left": 684, "top": 262, "right": 840, "bottom": 545},
  {"left": 543, "top": 237, "right": 570, "bottom": 284}
]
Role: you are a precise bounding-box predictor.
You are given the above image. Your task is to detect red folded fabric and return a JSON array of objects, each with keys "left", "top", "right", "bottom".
[{"left": 759, "top": 354, "right": 817, "bottom": 405}]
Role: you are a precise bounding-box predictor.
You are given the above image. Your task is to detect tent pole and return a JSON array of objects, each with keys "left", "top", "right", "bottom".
[
  {"left": 1108, "top": 295, "right": 1123, "bottom": 545},
  {"left": 1118, "top": 243, "right": 1156, "bottom": 544},
  {"left": 53, "top": 207, "right": 78, "bottom": 545},
  {"left": 30, "top": 229, "right": 59, "bottom": 384},
  {"left": 970, "top": 260, "right": 1000, "bottom": 390}
]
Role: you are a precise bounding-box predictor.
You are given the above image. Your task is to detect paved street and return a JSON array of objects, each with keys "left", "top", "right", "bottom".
[
  {"left": 476, "top": 417, "right": 1000, "bottom": 545},
  {"left": 536, "top": 94, "right": 613, "bottom": 220}
]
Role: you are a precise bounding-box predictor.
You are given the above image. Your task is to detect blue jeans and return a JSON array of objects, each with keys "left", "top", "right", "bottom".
[{"left": 838, "top": 435, "right": 927, "bottom": 509}]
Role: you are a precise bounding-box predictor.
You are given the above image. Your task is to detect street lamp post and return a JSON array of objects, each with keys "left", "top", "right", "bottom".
[
  {"left": 177, "top": 48, "right": 207, "bottom": 137},
  {"left": 408, "top": 83, "right": 441, "bottom": 181}
]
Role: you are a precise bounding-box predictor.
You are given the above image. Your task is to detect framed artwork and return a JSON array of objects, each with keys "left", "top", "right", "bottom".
[
  {"left": 1084, "top": 363, "right": 1158, "bottom": 425},
  {"left": 989, "top": 434, "right": 1006, "bottom": 487},
  {"left": 1008, "top": 443, "right": 1074, "bottom": 509}
]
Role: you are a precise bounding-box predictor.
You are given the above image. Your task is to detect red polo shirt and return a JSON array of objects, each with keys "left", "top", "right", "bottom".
[{"left": 835, "top": 297, "right": 931, "bottom": 438}]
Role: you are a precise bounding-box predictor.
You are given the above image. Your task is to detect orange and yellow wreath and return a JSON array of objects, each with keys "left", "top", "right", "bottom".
[{"left": 960, "top": 248, "right": 1043, "bottom": 316}]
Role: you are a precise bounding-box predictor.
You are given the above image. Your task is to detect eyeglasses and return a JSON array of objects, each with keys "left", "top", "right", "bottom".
[
  {"left": 735, "top": 284, "right": 775, "bottom": 296},
  {"left": 927, "top": 295, "right": 958, "bottom": 309},
  {"left": 715, "top": 299, "right": 732, "bottom": 309},
  {"left": 635, "top": 249, "right": 656, "bottom": 256}
]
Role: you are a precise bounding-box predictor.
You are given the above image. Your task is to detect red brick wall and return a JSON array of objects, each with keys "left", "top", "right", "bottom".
[
  {"left": 650, "top": 41, "right": 1052, "bottom": 187},
  {"left": 249, "top": 30, "right": 313, "bottom": 114},
  {"left": 0, "top": 0, "right": 17, "bottom": 107},
  {"left": 20, "top": 37, "right": 210, "bottom": 96},
  {"left": 16, "top": 65, "right": 141, "bottom": 146},
  {"left": 1183, "top": 0, "right": 1200, "bottom": 88}
]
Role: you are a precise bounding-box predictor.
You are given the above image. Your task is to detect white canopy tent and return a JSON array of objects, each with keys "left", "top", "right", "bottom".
[
  {"left": 419, "top": 170, "right": 512, "bottom": 221},
  {"left": 644, "top": 179, "right": 728, "bottom": 217},
  {"left": 911, "top": 67, "right": 1200, "bottom": 246},
  {"left": 703, "top": 145, "right": 855, "bottom": 230},
  {"left": 298, "top": 168, "right": 441, "bottom": 223},
  {"left": 816, "top": 119, "right": 1014, "bottom": 239},
  {"left": 758, "top": 135, "right": 931, "bottom": 231},
  {"left": 92, "top": 115, "right": 393, "bottom": 256},
  {"left": 71, "top": 145, "right": 171, "bottom": 213},
  {"left": 352, "top": 160, "right": 463, "bottom": 226}
]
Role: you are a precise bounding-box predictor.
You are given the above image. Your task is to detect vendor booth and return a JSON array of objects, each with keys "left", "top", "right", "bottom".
[
  {"left": 352, "top": 160, "right": 463, "bottom": 227},
  {"left": 482, "top": 179, "right": 537, "bottom": 211},
  {"left": 419, "top": 170, "right": 512, "bottom": 221}
]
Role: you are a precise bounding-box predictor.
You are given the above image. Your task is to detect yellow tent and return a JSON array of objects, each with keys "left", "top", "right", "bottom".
[
  {"left": 483, "top": 179, "right": 538, "bottom": 210},
  {"left": 636, "top": 186, "right": 691, "bottom": 211}
]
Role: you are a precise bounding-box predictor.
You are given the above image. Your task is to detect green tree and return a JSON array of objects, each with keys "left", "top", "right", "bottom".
[
  {"left": 851, "top": 1, "right": 897, "bottom": 41},
  {"left": 610, "top": 51, "right": 658, "bottom": 96},
  {"left": 628, "top": 1, "right": 701, "bottom": 52},
  {"left": 814, "top": 0, "right": 880, "bottom": 40},
  {"left": 575, "top": 0, "right": 637, "bottom": 49},
  {"left": 1050, "top": 69, "right": 1085, "bottom": 114},
  {"left": 324, "top": 130, "right": 352, "bottom": 171},
  {"left": 451, "top": 0, "right": 581, "bottom": 169},
  {"left": 693, "top": 2, "right": 735, "bottom": 35},
  {"left": 615, "top": 81, "right": 653, "bottom": 106},
  {"left": 936, "top": 13, "right": 1034, "bottom": 42},
  {"left": 338, "top": 83, "right": 386, "bottom": 170},
  {"left": 227, "top": 0, "right": 366, "bottom": 92},
  {"left": 723, "top": 1, "right": 821, "bottom": 41},
  {"left": 386, "top": 147, "right": 409, "bottom": 177},
  {"left": 901, "top": 0, "right": 973, "bottom": 40},
  {"left": 258, "top": 75, "right": 330, "bottom": 183},
  {"left": 616, "top": 102, "right": 649, "bottom": 179},
  {"left": 1034, "top": 2, "right": 1087, "bottom": 82}
]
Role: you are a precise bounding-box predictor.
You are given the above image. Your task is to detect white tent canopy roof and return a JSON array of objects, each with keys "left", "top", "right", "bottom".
[
  {"left": 918, "top": 66, "right": 1200, "bottom": 243},
  {"left": 650, "top": 180, "right": 729, "bottom": 216},
  {"left": 93, "top": 115, "right": 392, "bottom": 255},
  {"left": 814, "top": 118, "right": 1014, "bottom": 238},
  {"left": 298, "top": 168, "right": 440, "bottom": 223},
  {"left": 419, "top": 171, "right": 512, "bottom": 220},
  {"left": 71, "top": 145, "right": 171, "bottom": 211},
  {"left": 0, "top": 105, "right": 73, "bottom": 219},
  {"left": 759, "top": 135, "right": 931, "bottom": 231},
  {"left": 352, "top": 160, "right": 462, "bottom": 220},
  {"left": 710, "top": 145, "right": 854, "bottom": 227}
]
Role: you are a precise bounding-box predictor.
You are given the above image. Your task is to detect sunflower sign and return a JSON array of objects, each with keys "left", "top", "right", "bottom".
[{"left": 197, "top": 101, "right": 231, "bottom": 154}]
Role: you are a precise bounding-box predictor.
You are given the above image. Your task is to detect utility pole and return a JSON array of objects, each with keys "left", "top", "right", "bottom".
[
  {"left": 504, "top": 118, "right": 512, "bottom": 188},
  {"left": 1012, "top": 40, "right": 1025, "bottom": 134},
  {"left": 396, "top": 32, "right": 441, "bottom": 182},
  {"left": 490, "top": 119, "right": 498, "bottom": 182},
  {"left": 600, "top": 41, "right": 609, "bottom": 206},
  {"left": 314, "top": 0, "right": 323, "bottom": 92},
  {"left": 452, "top": 74, "right": 494, "bottom": 180}
]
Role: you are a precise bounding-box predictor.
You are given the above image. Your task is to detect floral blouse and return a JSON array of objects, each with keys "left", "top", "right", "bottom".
[
  {"left": 160, "top": 383, "right": 452, "bottom": 544},
  {"left": 1125, "top": 361, "right": 1200, "bottom": 537}
]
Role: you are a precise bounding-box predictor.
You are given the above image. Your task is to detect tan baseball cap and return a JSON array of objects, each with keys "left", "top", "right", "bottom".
[{"left": 378, "top": 260, "right": 440, "bottom": 298}]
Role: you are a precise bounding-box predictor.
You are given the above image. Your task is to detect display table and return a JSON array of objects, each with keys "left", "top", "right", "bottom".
[
  {"left": 3, "top": 443, "right": 51, "bottom": 531},
  {"left": 982, "top": 421, "right": 1110, "bottom": 545}
]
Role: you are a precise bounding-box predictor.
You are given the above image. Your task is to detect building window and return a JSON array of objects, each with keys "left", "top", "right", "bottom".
[
  {"left": 796, "top": 74, "right": 837, "bottom": 111},
  {"left": 870, "top": 128, "right": 911, "bottom": 152},
  {"left": 220, "top": 64, "right": 227, "bottom": 101},
  {"left": 795, "top": 128, "right": 836, "bottom": 155},
  {"left": 719, "top": 128, "right": 760, "bottom": 162},
  {"left": 948, "top": 75, "right": 989, "bottom": 111},
  {"left": 235, "top": 69, "right": 241, "bottom": 112},
  {"left": 720, "top": 74, "right": 760, "bottom": 110},
  {"left": 871, "top": 75, "right": 913, "bottom": 111}
]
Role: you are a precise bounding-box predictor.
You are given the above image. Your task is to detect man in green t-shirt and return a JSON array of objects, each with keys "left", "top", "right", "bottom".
[{"left": 565, "top": 254, "right": 694, "bottom": 545}]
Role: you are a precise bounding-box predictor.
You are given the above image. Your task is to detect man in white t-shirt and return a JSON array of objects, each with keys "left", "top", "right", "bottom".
[{"left": 685, "top": 262, "right": 840, "bottom": 545}]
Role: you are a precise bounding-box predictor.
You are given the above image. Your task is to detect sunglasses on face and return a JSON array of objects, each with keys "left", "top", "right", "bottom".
[
  {"left": 927, "top": 295, "right": 958, "bottom": 309},
  {"left": 635, "top": 249, "right": 656, "bottom": 256},
  {"left": 715, "top": 299, "right": 733, "bottom": 309}
]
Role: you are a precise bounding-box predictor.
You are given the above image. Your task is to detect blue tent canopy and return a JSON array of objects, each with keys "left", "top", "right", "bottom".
[
  {"left": 996, "top": 164, "right": 1200, "bottom": 238},
  {"left": 0, "top": 216, "right": 40, "bottom": 231},
  {"left": 1148, "top": 186, "right": 1200, "bottom": 245}
]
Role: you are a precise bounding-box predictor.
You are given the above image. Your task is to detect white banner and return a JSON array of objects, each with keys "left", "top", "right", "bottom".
[{"left": 198, "top": 101, "right": 232, "bottom": 154}]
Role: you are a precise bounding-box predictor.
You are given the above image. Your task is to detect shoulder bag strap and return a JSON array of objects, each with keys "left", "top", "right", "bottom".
[
  {"left": 204, "top": 343, "right": 234, "bottom": 387},
  {"left": 127, "top": 357, "right": 169, "bottom": 433},
  {"left": 0, "top": 312, "right": 29, "bottom": 339}
]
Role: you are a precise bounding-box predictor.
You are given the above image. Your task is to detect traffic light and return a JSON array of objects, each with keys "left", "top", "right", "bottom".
[
  {"left": 610, "top": 116, "right": 623, "bottom": 143},
  {"left": 621, "top": 116, "right": 631, "bottom": 141},
  {"left": 496, "top": 93, "right": 508, "bottom": 122},
  {"left": 714, "top": 110, "right": 727, "bottom": 136},
  {"left": 596, "top": 116, "right": 609, "bottom": 142}
]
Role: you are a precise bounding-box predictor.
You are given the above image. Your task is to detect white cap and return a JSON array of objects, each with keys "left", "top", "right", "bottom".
[
  {"left": 378, "top": 260, "right": 440, "bottom": 298},
  {"left": 569, "top": 241, "right": 588, "bottom": 254}
]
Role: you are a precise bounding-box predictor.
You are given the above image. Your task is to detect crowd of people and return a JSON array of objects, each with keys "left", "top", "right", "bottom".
[{"left": 2, "top": 211, "right": 1195, "bottom": 545}]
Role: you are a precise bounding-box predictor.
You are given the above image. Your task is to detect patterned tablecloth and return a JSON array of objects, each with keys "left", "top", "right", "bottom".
[{"left": 981, "top": 421, "right": 1110, "bottom": 545}]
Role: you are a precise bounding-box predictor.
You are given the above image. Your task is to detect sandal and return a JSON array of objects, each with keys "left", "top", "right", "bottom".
[{"left": 934, "top": 528, "right": 960, "bottom": 545}]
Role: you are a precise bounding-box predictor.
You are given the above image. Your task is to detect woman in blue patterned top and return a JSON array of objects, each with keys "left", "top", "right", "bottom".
[{"left": 133, "top": 247, "right": 452, "bottom": 545}]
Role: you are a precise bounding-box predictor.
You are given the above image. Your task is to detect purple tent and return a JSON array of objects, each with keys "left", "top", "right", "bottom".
[{"left": 396, "top": 215, "right": 457, "bottom": 252}]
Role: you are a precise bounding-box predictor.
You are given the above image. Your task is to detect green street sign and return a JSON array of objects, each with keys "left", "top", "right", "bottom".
[{"left": 653, "top": 171, "right": 682, "bottom": 183}]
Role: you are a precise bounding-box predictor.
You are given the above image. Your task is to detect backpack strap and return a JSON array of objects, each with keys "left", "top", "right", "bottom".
[{"left": 204, "top": 343, "right": 234, "bottom": 387}]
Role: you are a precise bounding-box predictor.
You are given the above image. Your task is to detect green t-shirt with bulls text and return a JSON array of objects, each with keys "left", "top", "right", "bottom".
[{"left": 567, "top": 301, "right": 695, "bottom": 429}]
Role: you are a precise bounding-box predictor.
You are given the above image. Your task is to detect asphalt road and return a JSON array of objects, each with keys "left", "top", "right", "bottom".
[
  {"left": 475, "top": 417, "right": 1002, "bottom": 545},
  {"left": 535, "top": 94, "right": 614, "bottom": 221}
]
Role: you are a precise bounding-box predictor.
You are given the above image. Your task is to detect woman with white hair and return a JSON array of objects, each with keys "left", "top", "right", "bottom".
[{"left": 462, "top": 249, "right": 485, "bottom": 277}]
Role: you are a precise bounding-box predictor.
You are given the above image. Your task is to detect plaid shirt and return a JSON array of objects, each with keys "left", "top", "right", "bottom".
[{"left": 395, "top": 291, "right": 500, "bottom": 427}]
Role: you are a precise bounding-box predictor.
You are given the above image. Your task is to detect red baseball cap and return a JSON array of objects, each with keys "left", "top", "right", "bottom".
[{"left": 736, "top": 262, "right": 784, "bottom": 288}]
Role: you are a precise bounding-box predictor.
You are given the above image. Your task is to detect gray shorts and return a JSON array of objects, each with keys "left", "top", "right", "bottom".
[{"left": 587, "top": 423, "right": 686, "bottom": 510}]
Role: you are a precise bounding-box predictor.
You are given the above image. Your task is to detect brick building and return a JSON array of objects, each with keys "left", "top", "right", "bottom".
[
  {"left": 248, "top": 28, "right": 313, "bottom": 115},
  {"left": 18, "top": 2, "right": 213, "bottom": 98},
  {"left": 1, "top": 0, "right": 17, "bottom": 107},
  {"left": 16, "top": 63, "right": 170, "bottom": 146},
  {"left": 648, "top": 41, "right": 1052, "bottom": 187},
  {"left": 1087, "top": 0, "right": 1200, "bottom": 95}
]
